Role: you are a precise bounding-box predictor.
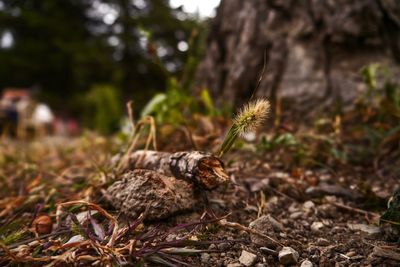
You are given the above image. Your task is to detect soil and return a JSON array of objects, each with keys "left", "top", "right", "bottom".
[
  {"left": 0, "top": 117, "right": 399, "bottom": 266},
  {"left": 162, "top": 150, "right": 399, "bottom": 266}
]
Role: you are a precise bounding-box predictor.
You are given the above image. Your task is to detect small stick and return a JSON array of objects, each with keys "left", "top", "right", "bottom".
[
  {"left": 249, "top": 50, "right": 267, "bottom": 101},
  {"left": 329, "top": 201, "right": 380, "bottom": 218},
  {"left": 127, "top": 150, "right": 229, "bottom": 190},
  {"left": 218, "top": 219, "right": 283, "bottom": 247},
  {"left": 0, "top": 243, "right": 52, "bottom": 262},
  {"left": 372, "top": 246, "right": 400, "bottom": 261}
]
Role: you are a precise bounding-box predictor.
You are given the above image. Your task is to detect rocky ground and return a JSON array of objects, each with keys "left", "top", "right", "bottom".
[{"left": 0, "top": 98, "right": 399, "bottom": 266}]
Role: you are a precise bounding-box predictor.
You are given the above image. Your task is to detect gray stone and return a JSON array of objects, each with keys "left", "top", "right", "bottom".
[
  {"left": 201, "top": 253, "right": 211, "bottom": 263},
  {"left": 217, "top": 242, "right": 230, "bottom": 250},
  {"left": 279, "top": 247, "right": 299, "bottom": 265},
  {"left": 347, "top": 223, "right": 381, "bottom": 235},
  {"left": 239, "top": 250, "right": 257, "bottom": 266},
  {"left": 315, "top": 238, "right": 329, "bottom": 246},
  {"left": 266, "top": 214, "right": 285, "bottom": 231},
  {"left": 290, "top": 211, "right": 303, "bottom": 219},
  {"left": 208, "top": 244, "right": 217, "bottom": 250},
  {"left": 345, "top": 251, "right": 356, "bottom": 257},
  {"left": 303, "top": 201, "right": 315, "bottom": 210},
  {"left": 310, "top": 221, "right": 324, "bottom": 232},
  {"left": 106, "top": 170, "right": 196, "bottom": 220},
  {"left": 300, "top": 259, "right": 313, "bottom": 267},
  {"left": 249, "top": 215, "right": 278, "bottom": 247}
]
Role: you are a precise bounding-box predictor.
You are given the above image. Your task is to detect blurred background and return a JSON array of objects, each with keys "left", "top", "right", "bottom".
[
  {"left": 1, "top": 0, "right": 399, "bottom": 138},
  {"left": 0, "top": 0, "right": 219, "bottom": 135}
]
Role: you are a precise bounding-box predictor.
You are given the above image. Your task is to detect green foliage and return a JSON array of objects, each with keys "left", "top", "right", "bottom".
[
  {"left": 84, "top": 85, "right": 122, "bottom": 135},
  {"left": 199, "top": 88, "right": 218, "bottom": 116},
  {"left": 353, "top": 64, "right": 400, "bottom": 164},
  {"left": 361, "top": 63, "right": 380, "bottom": 91},
  {"left": 141, "top": 77, "right": 194, "bottom": 124},
  {"left": 0, "top": 229, "right": 28, "bottom": 246},
  {"left": 360, "top": 64, "right": 400, "bottom": 118},
  {"left": 254, "top": 131, "right": 351, "bottom": 167},
  {"left": 141, "top": 76, "right": 219, "bottom": 125},
  {"left": 257, "top": 133, "right": 299, "bottom": 152},
  {"left": 218, "top": 125, "right": 240, "bottom": 157},
  {"left": 381, "top": 188, "right": 400, "bottom": 226},
  {"left": 0, "top": 218, "right": 29, "bottom": 246}
]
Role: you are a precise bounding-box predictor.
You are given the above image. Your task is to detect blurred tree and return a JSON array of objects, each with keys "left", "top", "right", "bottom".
[
  {"left": 195, "top": 0, "right": 400, "bottom": 112},
  {"left": 0, "top": 0, "right": 114, "bottom": 110},
  {"left": 0, "top": 0, "right": 200, "bottom": 117},
  {"left": 99, "top": 0, "right": 199, "bottom": 106}
]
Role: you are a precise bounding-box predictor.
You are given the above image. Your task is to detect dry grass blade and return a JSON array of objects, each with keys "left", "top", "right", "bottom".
[
  {"left": 0, "top": 243, "right": 52, "bottom": 263},
  {"left": 56, "top": 200, "right": 119, "bottom": 247},
  {"left": 117, "top": 115, "right": 157, "bottom": 172}
]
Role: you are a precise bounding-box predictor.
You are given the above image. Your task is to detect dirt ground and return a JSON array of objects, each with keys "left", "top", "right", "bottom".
[
  {"left": 0, "top": 110, "right": 399, "bottom": 266},
  {"left": 185, "top": 151, "right": 399, "bottom": 266}
]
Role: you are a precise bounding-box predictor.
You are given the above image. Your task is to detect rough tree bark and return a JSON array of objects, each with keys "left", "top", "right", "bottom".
[
  {"left": 106, "top": 150, "right": 230, "bottom": 220},
  {"left": 126, "top": 150, "right": 229, "bottom": 190},
  {"left": 195, "top": 0, "right": 400, "bottom": 110}
]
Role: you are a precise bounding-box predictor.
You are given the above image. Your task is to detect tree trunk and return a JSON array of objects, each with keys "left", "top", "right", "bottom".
[{"left": 195, "top": 0, "right": 400, "bottom": 110}]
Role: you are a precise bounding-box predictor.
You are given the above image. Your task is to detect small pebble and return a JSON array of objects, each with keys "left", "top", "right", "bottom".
[
  {"left": 303, "top": 201, "right": 315, "bottom": 210},
  {"left": 239, "top": 250, "right": 258, "bottom": 267},
  {"left": 218, "top": 242, "right": 230, "bottom": 250},
  {"left": 208, "top": 244, "right": 217, "bottom": 250},
  {"left": 316, "top": 238, "right": 330, "bottom": 246},
  {"left": 290, "top": 211, "right": 303, "bottom": 219},
  {"left": 278, "top": 246, "right": 299, "bottom": 265},
  {"left": 311, "top": 221, "right": 324, "bottom": 232},
  {"left": 201, "top": 253, "right": 210, "bottom": 263},
  {"left": 249, "top": 215, "right": 278, "bottom": 247},
  {"left": 301, "top": 259, "right": 313, "bottom": 267}
]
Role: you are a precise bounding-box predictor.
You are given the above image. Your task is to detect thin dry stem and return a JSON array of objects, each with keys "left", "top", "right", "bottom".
[
  {"left": 218, "top": 219, "right": 283, "bottom": 247},
  {"left": 117, "top": 115, "right": 157, "bottom": 172}
]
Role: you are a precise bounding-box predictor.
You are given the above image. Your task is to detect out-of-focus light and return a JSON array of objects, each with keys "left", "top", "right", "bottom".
[
  {"left": 108, "top": 36, "right": 120, "bottom": 46},
  {"left": 139, "top": 36, "right": 148, "bottom": 49},
  {"left": 98, "top": 3, "right": 110, "bottom": 14},
  {"left": 165, "top": 62, "right": 177, "bottom": 72},
  {"left": 177, "top": 41, "right": 188, "bottom": 52},
  {"left": 0, "top": 31, "right": 13, "bottom": 49},
  {"left": 133, "top": 0, "right": 147, "bottom": 9},
  {"left": 170, "top": 0, "right": 220, "bottom": 17},
  {"left": 157, "top": 46, "right": 168, "bottom": 57},
  {"left": 103, "top": 13, "right": 117, "bottom": 25},
  {"left": 113, "top": 24, "right": 123, "bottom": 34}
]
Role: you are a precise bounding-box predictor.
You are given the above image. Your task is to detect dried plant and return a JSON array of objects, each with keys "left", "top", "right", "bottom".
[{"left": 219, "top": 98, "right": 270, "bottom": 157}]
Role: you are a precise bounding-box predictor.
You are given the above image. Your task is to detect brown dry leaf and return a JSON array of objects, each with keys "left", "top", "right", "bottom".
[
  {"left": 0, "top": 196, "right": 25, "bottom": 217},
  {"left": 26, "top": 175, "right": 42, "bottom": 193}
]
